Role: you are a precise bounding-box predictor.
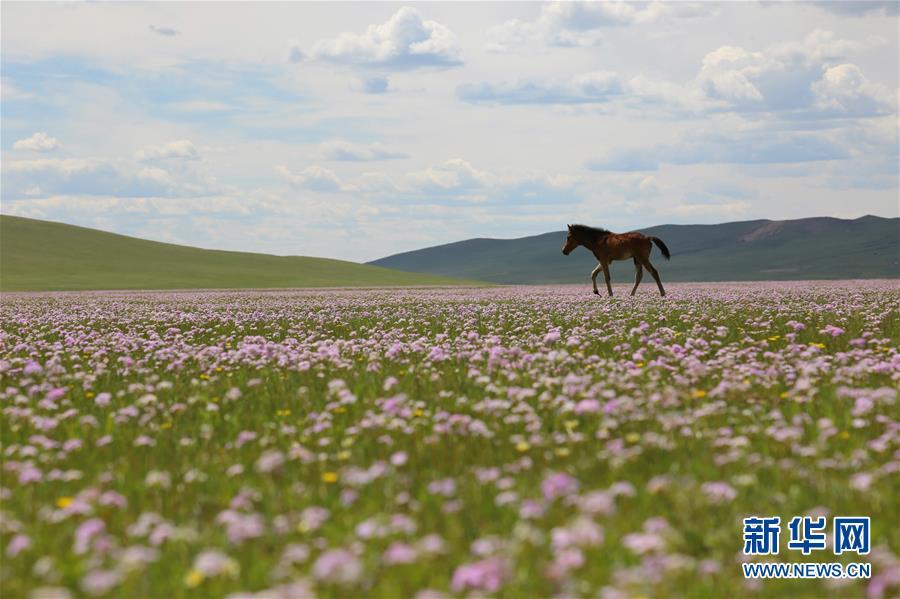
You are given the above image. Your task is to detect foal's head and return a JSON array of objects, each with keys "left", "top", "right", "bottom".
[{"left": 562, "top": 224, "right": 580, "bottom": 255}]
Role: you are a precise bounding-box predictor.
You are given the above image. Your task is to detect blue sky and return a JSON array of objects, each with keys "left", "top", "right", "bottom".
[{"left": 2, "top": 1, "right": 898, "bottom": 261}]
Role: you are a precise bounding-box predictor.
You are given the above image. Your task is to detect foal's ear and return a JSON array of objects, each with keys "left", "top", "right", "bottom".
[{"left": 567, "top": 223, "right": 572, "bottom": 230}]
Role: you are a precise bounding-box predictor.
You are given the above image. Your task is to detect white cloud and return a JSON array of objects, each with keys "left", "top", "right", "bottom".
[
  {"left": 407, "top": 159, "right": 497, "bottom": 190},
  {"left": 317, "top": 141, "right": 408, "bottom": 162},
  {"left": 136, "top": 140, "right": 200, "bottom": 162},
  {"left": 3, "top": 158, "right": 163, "bottom": 198},
  {"left": 458, "top": 71, "right": 626, "bottom": 105},
  {"left": 486, "top": 1, "right": 707, "bottom": 51},
  {"left": 465, "top": 29, "right": 894, "bottom": 120},
  {"left": 5, "top": 158, "right": 101, "bottom": 176},
  {"left": 309, "top": 7, "right": 462, "bottom": 69},
  {"left": 13, "top": 132, "right": 60, "bottom": 152},
  {"left": 276, "top": 165, "right": 354, "bottom": 192},
  {"left": 137, "top": 166, "right": 171, "bottom": 184},
  {"left": 695, "top": 30, "right": 891, "bottom": 115},
  {"left": 3, "top": 153, "right": 219, "bottom": 199},
  {"left": 812, "top": 63, "right": 896, "bottom": 116}
]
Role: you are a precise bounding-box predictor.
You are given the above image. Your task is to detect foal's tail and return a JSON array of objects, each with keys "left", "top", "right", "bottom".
[{"left": 651, "top": 237, "right": 671, "bottom": 260}]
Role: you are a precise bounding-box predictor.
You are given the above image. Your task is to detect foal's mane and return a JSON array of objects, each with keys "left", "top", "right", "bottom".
[{"left": 570, "top": 224, "right": 612, "bottom": 239}]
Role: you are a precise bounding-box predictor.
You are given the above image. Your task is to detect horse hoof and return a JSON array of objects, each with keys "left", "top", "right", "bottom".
[{"left": 593, "top": 289, "right": 599, "bottom": 295}]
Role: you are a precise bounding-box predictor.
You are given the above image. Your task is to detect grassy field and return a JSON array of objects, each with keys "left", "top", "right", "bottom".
[
  {"left": 1, "top": 283, "right": 897, "bottom": 598},
  {"left": 0, "top": 216, "right": 479, "bottom": 291}
]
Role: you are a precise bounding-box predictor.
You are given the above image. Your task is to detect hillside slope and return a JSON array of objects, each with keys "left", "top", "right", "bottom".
[
  {"left": 0, "top": 216, "right": 479, "bottom": 291},
  {"left": 370, "top": 216, "right": 900, "bottom": 283}
]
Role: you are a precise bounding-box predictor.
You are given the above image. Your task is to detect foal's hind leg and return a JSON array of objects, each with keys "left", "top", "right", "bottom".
[
  {"left": 591, "top": 264, "right": 602, "bottom": 295},
  {"left": 631, "top": 258, "right": 643, "bottom": 296},
  {"left": 639, "top": 256, "right": 666, "bottom": 297}
]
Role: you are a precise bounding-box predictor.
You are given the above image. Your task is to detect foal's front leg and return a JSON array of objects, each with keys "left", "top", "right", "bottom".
[
  {"left": 591, "top": 264, "right": 602, "bottom": 295},
  {"left": 602, "top": 263, "right": 613, "bottom": 296}
]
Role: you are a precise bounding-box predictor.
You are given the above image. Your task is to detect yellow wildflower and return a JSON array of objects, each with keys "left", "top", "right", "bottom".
[
  {"left": 516, "top": 441, "right": 530, "bottom": 452},
  {"left": 692, "top": 390, "right": 707, "bottom": 399},
  {"left": 322, "top": 471, "right": 339, "bottom": 483},
  {"left": 625, "top": 432, "right": 641, "bottom": 443},
  {"left": 184, "top": 570, "right": 204, "bottom": 588},
  {"left": 56, "top": 496, "right": 73, "bottom": 509}
]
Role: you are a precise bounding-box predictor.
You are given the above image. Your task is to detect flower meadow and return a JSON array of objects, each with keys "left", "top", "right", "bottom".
[{"left": 1, "top": 282, "right": 898, "bottom": 599}]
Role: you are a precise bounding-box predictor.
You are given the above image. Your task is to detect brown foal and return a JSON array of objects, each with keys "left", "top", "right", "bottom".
[{"left": 562, "top": 224, "right": 671, "bottom": 297}]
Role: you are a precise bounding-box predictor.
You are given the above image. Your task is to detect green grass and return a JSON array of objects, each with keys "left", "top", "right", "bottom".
[{"left": 0, "top": 216, "right": 483, "bottom": 291}]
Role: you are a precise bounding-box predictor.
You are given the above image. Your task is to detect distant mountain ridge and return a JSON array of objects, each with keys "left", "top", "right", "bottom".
[
  {"left": 369, "top": 216, "right": 900, "bottom": 283},
  {"left": 0, "top": 216, "right": 479, "bottom": 291}
]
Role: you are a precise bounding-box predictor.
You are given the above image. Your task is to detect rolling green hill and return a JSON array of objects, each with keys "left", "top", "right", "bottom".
[
  {"left": 0, "top": 216, "right": 479, "bottom": 291},
  {"left": 370, "top": 216, "right": 900, "bottom": 283}
]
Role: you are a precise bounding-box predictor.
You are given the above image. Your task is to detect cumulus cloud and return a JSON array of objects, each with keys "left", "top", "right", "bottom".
[
  {"left": 3, "top": 158, "right": 170, "bottom": 198},
  {"left": 696, "top": 30, "right": 892, "bottom": 116},
  {"left": 465, "top": 30, "right": 895, "bottom": 120},
  {"left": 276, "top": 165, "right": 354, "bottom": 192},
  {"left": 458, "top": 71, "right": 625, "bottom": 105},
  {"left": 136, "top": 140, "right": 200, "bottom": 162},
  {"left": 812, "top": 63, "right": 896, "bottom": 116},
  {"left": 317, "top": 141, "right": 407, "bottom": 162},
  {"left": 3, "top": 148, "right": 219, "bottom": 199},
  {"left": 486, "top": 1, "right": 706, "bottom": 51},
  {"left": 13, "top": 132, "right": 59, "bottom": 152},
  {"left": 457, "top": 70, "right": 711, "bottom": 114},
  {"left": 309, "top": 7, "right": 462, "bottom": 69},
  {"left": 407, "top": 159, "right": 498, "bottom": 190}
]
